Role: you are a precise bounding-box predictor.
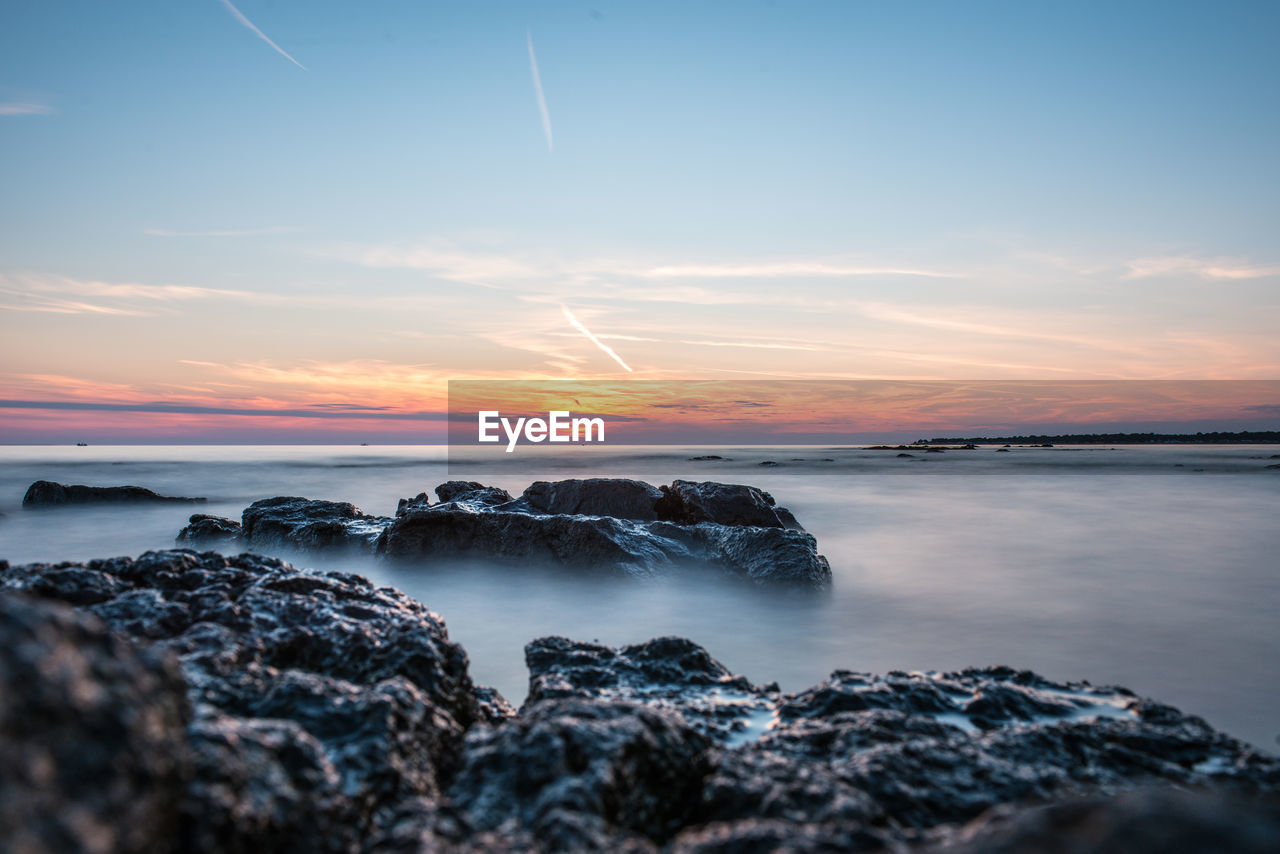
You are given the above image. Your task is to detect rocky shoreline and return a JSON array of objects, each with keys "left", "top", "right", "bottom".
[
  {"left": 2, "top": 548, "right": 1278, "bottom": 853},
  {"left": 175, "top": 478, "right": 831, "bottom": 589}
]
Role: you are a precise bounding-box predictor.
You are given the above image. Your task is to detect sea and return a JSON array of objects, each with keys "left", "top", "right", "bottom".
[{"left": 1, "top": 444, "right": 1277, "bottom": 752}]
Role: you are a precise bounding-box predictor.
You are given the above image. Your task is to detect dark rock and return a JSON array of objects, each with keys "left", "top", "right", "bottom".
[
  {"left": 1, "top": 549, "right": 488, "bottom": 852},
  {"left": 923, "top": 788, "right": 1280, "bottom": 853},
  {"left": 378, "top": 509, "right": 831, "bottom": 588},
  {"left": 523, "top": 478, "right": 663, "bottom": 521},
  {"left": 688, "top": 455, "right": 727, "bottom": 461},
  {"left": 241, "top": 496, "right": 389, "bottom": 551},
  {"left": 22, "top": 479, "right": 205, "bottom": 507},
  {"left": 4, "top": 557, "right": 1280, "bottom": 853},
  {"left": 996, "top": 448, "right": 1010, "bottom": 452},
  {"left": 450, "top": 698, "right": 713, "bottom": 851},
  {"left": 184, "top": 480, "right": 826, "bottom": 589},
  {"left": 436, "top": 481, "right": 515, "bottom": 508},
  {"left": 176, "top": 513, "right": 243, "bottom": 545},
  {"left": 525, "top": 636, "right": 774, "bottom": 744},
  {"left": 757, "top": 461, "right": 779, "bottom": 467},
  {"left": 655, "top": 480, "right": 801, "bottom": 530},
  {"left": 0, "top": 593, "right": 189, "bottom": 854},
  {"left": 898, "top": 452, "right": 915, "bottom": 458}
]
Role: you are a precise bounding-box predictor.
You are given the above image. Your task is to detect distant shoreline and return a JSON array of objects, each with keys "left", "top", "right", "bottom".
[{"left": 919, "top": 430, "right": 1280, "bottom": 445}]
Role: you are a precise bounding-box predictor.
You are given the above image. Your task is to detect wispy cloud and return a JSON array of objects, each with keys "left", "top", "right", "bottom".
[
  {"left": 527, "top": 29, "right": 553, "bottom": 151},
  {"left": 0, "top": 272, "right": 281, "bottom": 316},
  {"left": 0, "top": 101, "right": 53, "bottom": 117},
  {"left": 0, "top": 398, "right": 447, "bottom": 420},
  {"left": 1123, "top": 256, "right": 1280, "bottom": 280},
  {"left": 143, "top": 226, "right": 299, "bottom": 237},
  {"left": 218, "top": 0, "right": 307, "bottom": 70},
  {"left": 562, "top": 305, "right": 633, "bottom": 372},
  {"left": 640, "top": 262, "right": 968, "bottom": 279}
]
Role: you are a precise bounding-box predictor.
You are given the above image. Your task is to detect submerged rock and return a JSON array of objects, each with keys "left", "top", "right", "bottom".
[
  {"left": 176, "top": 513, "right": 243, "bottom": 546},
  {"left": 204, "top": 479, "right": 830, "bottom": 589},
  {"left": 241, "top": 496, "right": 390, "bottom": 552},
  {"left": 23, "top": 480, "right": 205, "bottom": 507}
]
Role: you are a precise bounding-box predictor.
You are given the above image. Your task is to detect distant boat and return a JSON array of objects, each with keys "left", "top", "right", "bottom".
[
  {"left": 360, "top": 443, "right": 369, "bottom": 446},
  {"left": 75, "top": 442, "right": 88, "bottom": 447}
]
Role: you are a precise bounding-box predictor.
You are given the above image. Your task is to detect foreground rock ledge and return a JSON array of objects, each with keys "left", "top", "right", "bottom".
[
  {"left": 177, "top": 478, "right": 832, "bottom": 589},
  {"left": 2, "top": 549, "right": 1278, "bottom": 854}
]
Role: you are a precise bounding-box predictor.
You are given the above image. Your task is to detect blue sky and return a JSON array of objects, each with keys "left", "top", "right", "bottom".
[{"left": 1, "top": 1, "right": 1278, "bottom": 440}]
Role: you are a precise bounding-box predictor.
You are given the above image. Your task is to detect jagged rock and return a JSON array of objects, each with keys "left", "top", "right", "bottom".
[
  {"left": 449, "top": 698, "right": 713, "bottom": 852},
  {"left": 176, "top": 513, "right": 243, "bottom": 545},
  {"left": 2, "top": 557, "right": 1278, "bottom": 853},
  {"left": 179, "top": 480, "right": 826, "bottom": 588},
  {"left": 378, "top": 510, "right": 831, "bottom": 588},
  {"left": 525, "top": 636, "right": 777, "bottom": 745},
  {"left": 241, "top": 496, "right": 389, "bottom": 551},
  {"left": 0, "top": 593, "right": 189, "bottom": 854},
  {"left": 655, "top": 480, "right": 802, "bottom": 530},
  {"left": 22, "top": 479, "right": 205, "bottom": 507},
  {"left": 522, "top": 478, "right": 664, "bottom": 521},
  {"left": 923, "top": 788, "right": 1280, "bottom": 853},
  {"left": 0, "top": 550, "right": 494, "bottom": 852}
]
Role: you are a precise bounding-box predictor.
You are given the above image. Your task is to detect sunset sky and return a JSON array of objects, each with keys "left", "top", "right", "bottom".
[{"left": 2, "top": 1, "right": 1278, "bottom": 442}]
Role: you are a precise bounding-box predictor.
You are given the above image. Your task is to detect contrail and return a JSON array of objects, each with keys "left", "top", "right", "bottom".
[
  {"left": 527, "top": 29, "right": 553, "bottom": 151},
  {"left": 219, "top": 0, "right": 307, "bottom": 70},
  {"left": 562, "top": 305, "right": 632, "bottom": 372}
]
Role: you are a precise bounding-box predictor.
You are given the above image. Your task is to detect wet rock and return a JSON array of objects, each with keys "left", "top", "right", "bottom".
[
  {"left": 185, "top": 480, "right": 827, "bottom": 588},
  {"left": 1, "top": 549, "right": 488, "bottom": 852},
  {"left": 523, "top": 478, "right": 663, "bottom": 521},
  {"left": 23, "top": 479, "right": 205, "bottom": 507},
  {"left": 241, "top": 496, "right": 389, "bottom": 551},
  {"left": 450, "top": 698, "right": 713, "bottom": 852},
  {"left": 655, "top": 480, "right": 802, "bottom": 530},
  {"left": 435, "top": 481, "right": 516, "bottom": 509},
  {"left": 378, "top": 509, "right": 831, "bottom": 588},
  {"left": 688, "top": 455, "right": 727, "bottom": 461},
  {"left": 0, "top": 593, "right": 189, "bottom": 854},
  {"left": 525, "top": 636, "right": 775, "bottom": 744},
  {"left": 176, "top": 513, "right": 243, "bottom": 546},
  {"left": 924, "top": 788, "right": 1280, "bottom": 854}
]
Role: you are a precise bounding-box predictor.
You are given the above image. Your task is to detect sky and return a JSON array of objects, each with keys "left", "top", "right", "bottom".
[{"left": 1, "top": 0, "right": 1278, "bottom": 442}]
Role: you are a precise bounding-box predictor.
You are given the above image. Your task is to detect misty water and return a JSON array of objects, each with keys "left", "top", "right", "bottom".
[{"left": 1, "top": 444, "right": 1277, "bottom": 752}]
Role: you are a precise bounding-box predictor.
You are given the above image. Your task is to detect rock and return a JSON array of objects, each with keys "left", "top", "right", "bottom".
[
  {"left": 241, "top": 496, "right": 390, "bottom": 551},
  {"left": 898, "top": 452, "right": 915, "bottom": 457},
  {"left": 176, "top": 513, "right": 243, "bottom": 545},
  {"left": 436, "top": 481, "right": 516, "bottom": 508},
  {"left": 757, "top": 461, "right": 779, "bottom": 467},
  {"left": 4, "top": 558, "right": 1280, "bottom": 853},
  {"left": 923, "top": 788, "right": 1280, "bottom": 853},
  {"left": 655, "top": 480, "right": 802, "bottom": 530},
  {"left": 523, "top": 478, "right": 663, "bottom": 521},
  {"left": 1, "top": 549, "right": 493, "bottom": 852},
  {"left": 688, "top": 455, "right": 727, "bottom": 461},
  {"left": 22, "top": 480, "right": 205, "bottom": 507},
  {"left": 378, "top": 509, "right": 831, "bottom": 588},
  {"left": 449, "top": 698, "right": 713, "bottom": 851},
  {"left": 0, "top": 593, "right": 189, "bottom": 853},
  {"left": 996, "top": 448, "right": 1010, "bottom": 452},
  {"left": 184, "top": 480, "right": 826, "bottom": 588},
  {"left": 525, "top": 636, "right": 776, "bottom": 745}
]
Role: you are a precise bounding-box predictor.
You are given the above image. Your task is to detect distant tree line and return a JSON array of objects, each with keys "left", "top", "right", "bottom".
[{"left": 921, "top": 430, "right": 1280, "bottom": 444}]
